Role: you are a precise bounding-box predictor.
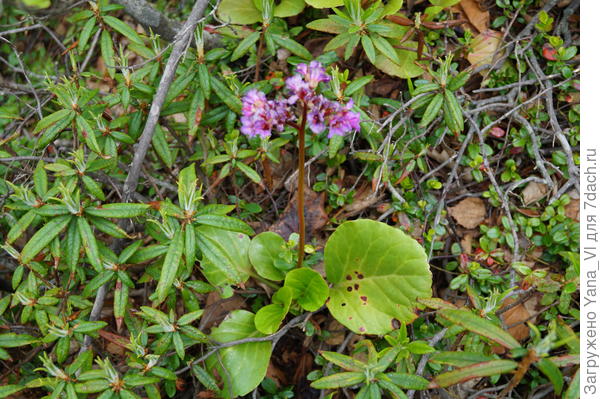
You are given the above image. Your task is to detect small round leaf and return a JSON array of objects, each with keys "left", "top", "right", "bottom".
[{"left": 249, "top": 232, "right": 287, "bottom": 281}]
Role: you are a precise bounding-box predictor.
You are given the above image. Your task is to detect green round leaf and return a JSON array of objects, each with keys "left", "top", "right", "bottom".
[
  {"left": 284, "top": 268, "right": 329, "bottom": 311},
  {"left": 249, "top": 232, "right": 287, "bottom": 281},
  {"left": 255, "top": 286, "right": 292, "bottom": 334},
  {"left": 324, "top": 219, "right": 432, "bottom": 334},
  {"left": 207, "top": 310, "right": 271, "bottom": 398}
]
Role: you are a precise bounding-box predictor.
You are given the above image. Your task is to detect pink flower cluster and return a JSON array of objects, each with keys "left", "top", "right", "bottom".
[{"left": 240, "top": 61, "right": 360, "bottom": 139}]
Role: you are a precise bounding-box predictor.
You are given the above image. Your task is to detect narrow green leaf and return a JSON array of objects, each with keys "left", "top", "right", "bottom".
[
  {"left": 412, "top": 83, "right": 440, "bottom": 96},
  {"left": 236, "top": 162, "right": 262, "bottom": 184},
  {"left": 324, "top": 33, "right": 351, "bottom": 52},
  {"left": 100, "top": 29, "right": 115, "bottom": 79},
  {"left": 310, "top": 372, "right": 365, "bottom": 389},
  {"left": 429, "top": 351, "right": 495, "bottom": 367},
  {"left": 210, "top": 76, "right": 242, "bottom": 113},
  {"left": 447, "top": 71, "right": 470, "bottom": 91},
  {"left": 173, "top": 331, "right": 185, "bottom": 359},
  {"left": 73, "top": 320, "right": 107, "bottom": 333},
  {"left": 361, "top": 35, "right": 377, "bottom": 64},
  {"left": 74, "top": 379, "right": 110, "bottom": 393},
  {"left": 371, "top": 34, "right": 401, "bottom": 64},
  {"left": 535, "top": 358, "right": 563, "bottom": 395},
  {"left": 82, "top": 270, "right": 114, "bottom": 297},
  {"left": 6, "top": 209, "right": 37, "bottom": 244},
  {"left": 33, "top": 160, "right": 48, "bottom": 197},
  {"left": 564, "top": 368, "right": 579, "bottom": 399},
  {"left": 78, "top": 17, "right": 97, "bottom": 52},
  {"left": 103, "top": 15, "right": 143, "bottom": 45},
  {"left": 197, "top": 63, "right": 212, "bottom": 100},
  {"left": 34, "top": 109, "right": 73, "bottom": 134},
  {"left": 152, "top": 125, "right": 173, "bottom": 167},
  {"left": 231, "top": 31, "right": 261, "bottom": 61},
  {"left": 443, "top": 89, "right": 464, "bottom": 134},
  {"left": 0, "top": 333, "right": 37, "bottom": 348},
  {"left": 438, "top": 309, "right": 521, "bottom": 349},
  {"left": 0, "top": 385, "right": 23, "bottom": 398},
  {"left": 184, "top": 223, "right": 196, "bottom": 271},
  {"left": 419, "top": 92, "right": 443, "bottom": 128},
  {"left": 271, "top": 33, "right": 312, "bottom": 59},
  {"left": 77, "top": 216, "right": 102, "bottom": 272},
  {"left": 194, "top": 214, "right": 254, "bottom": 235},
  {"left": 155, "top": 229, "right": 184, "bottom": 304},
  {"left": 191, "top": 364, "right": 220, "bottom": 391},
  {"left": 84, "top": 203, "right": 149, "bottom": 218},
  {"left": 385, "top": 373, "right": 429, "bottom": 390},
  {"left": 88, "top": 215, "right": 129, "bottom": 238},
  {"left": 306, "top": 18, "right": 345, "bottom": 34},
  {"left": 345, "top": 75, "right": 374, "bottom": 96},
  {"left": 431, "top": 360, "right": 518, "bottom": 388},
  {"left": 65, "top": 218, "right": 81, "bottom": 272},
  {"left": 21, "top": 215, "right": 71, "bottom": 264},
  {"left": 320, "top": 351, "right": 367, "bottom": 372},
  {"left": 82, "top": 175, "right": 105, "bottom": 201}
]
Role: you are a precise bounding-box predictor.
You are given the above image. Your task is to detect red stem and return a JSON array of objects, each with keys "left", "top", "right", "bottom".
[{"left": 297, "top": 102, "right": 307, "bottom": 267}]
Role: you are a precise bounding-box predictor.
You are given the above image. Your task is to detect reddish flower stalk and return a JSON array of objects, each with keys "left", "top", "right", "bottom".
[{"left": 240, "top": 61, "right": 361, "bottom": 267}]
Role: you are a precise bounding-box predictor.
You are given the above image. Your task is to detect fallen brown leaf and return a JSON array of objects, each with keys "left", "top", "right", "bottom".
[
  {"left": 467, "top": 30, "right": 504, "bottom": 71},
  {"left": 324, "top": 320, "right": 346, "bottom": 345},
  {"left": 460, "top": 0, "right": 490, "bottom": 33},
  {"left": 200, "top": 292, "right": 246, "bottom": 329},
  {"left": 501, "top": 296, "right": 539, "bottom": 341},
  {"left": 522, "top": 181, "right": 548, "bottom": 205},
  {"left": 448, "top": 197, "right": 486, "bottom": 229},
  {"left": 269, "top": 188, "right": 328, "bottom": 240},
  {"left": 565, "top": 190, "right": 580, "bottom": 221}
]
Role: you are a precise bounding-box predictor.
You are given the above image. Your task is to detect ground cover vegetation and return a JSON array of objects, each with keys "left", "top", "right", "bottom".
[{"left": 0, "top": 0, "right": 580, "bottom": 398}]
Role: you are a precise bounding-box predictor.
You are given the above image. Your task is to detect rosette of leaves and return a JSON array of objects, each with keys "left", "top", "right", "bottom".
[
  {"left": 409, "top": 56, "right": 469, "bottom": 135},
  {"left": 311, "top": 339, "right": 430, "bottom": 397},
  {"left": 144, "top": 164, "right": 255, "bottom": 304},
  {"left": 306, "top": 0, "right": 425, "bottom": 78},
  {"left": 221, "top": 0, "right": 312, "bottom": 64},
  {"left": 74, "top": 357, "right": 161, "bottom": 398},
  {"left": 137, "top": 307, "right": 207, "bottom": 359},
  {"left": 249, "top": 232, "right": 329, "bottom": 334}
]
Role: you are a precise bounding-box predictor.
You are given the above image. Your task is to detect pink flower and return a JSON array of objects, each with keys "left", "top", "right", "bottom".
[
  {"left": 241, "top": 89, "right": 289, "bottom": 138},
  {"left": 240, "top": 63, "right": 360, "bottom": 139},
  {"left": 327, "top": 99, "right": 361, "bottom": 138},
  {"left": 297, "top": 61, "right": 330, "bottom": 88}
]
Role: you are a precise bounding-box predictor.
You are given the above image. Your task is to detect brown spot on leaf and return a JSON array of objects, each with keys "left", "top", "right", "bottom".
[
  {"left": 347, "top": 287, "right": 352, "bottom": 292},
  {"left": 341, "top": 303, "right": 346, "bottom": 307},
  {"left": 346, "top": 275, "right": 352, "bottom": 280},
  {"left": 354, "top": 284, "right": 359, "bottom": 290},
  {"left": 357, "top": 273, "right": 364, "bottom": 279},
  {"left": 360, "top": 296, "right": 368, "bottom": 302},
  {"left": 391, "top": 319, "right": 400, "bottom": 329},
  {"left": 359, "top": 326, "right": 365, "bottom": 332}
]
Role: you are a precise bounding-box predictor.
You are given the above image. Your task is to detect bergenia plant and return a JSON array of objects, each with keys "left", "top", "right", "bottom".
[{"left": 240, "top": 61, "right": 360, "bottom": 266}]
